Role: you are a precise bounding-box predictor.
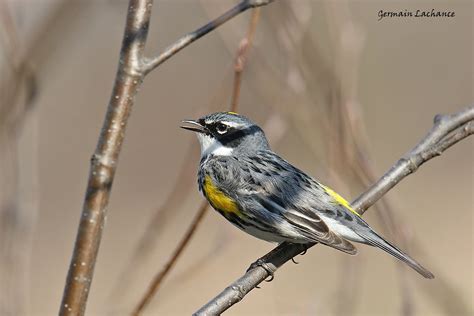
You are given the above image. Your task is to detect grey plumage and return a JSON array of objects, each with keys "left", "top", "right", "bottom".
[{"left": 183, "top": 112, "right": 434, "bottom": 279}]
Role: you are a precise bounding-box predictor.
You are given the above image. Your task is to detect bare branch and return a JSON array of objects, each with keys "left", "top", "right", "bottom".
[
  {"left": 351, "top": 105, "right": 474, "bottom": 213},
  {"left": 142, "top": 0, "right": 273, "bottom": 75},
  {"left": 230, "top": 7, "right": 261, "bottom": 111},
  {"left": 194, "top": 105, "right": 474, "bottom": 315},
  {"left": 106, "top": 142, "right": 199, "bottom": 303},
  {"left": 131, "top": 203, "right": 209, "bottom": 316},
  {"left": 59, "top": 1, "right": 153, "bottom": 315}
]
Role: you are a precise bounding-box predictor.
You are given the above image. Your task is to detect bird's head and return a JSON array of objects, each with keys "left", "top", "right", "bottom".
[{"left": 181, "top": 111, "right": 269, "bottom": 157}]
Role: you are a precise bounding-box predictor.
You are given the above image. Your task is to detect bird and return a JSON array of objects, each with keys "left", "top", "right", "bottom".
[{"left": 180, "top": 111, "right": 434, "bottom": 279}]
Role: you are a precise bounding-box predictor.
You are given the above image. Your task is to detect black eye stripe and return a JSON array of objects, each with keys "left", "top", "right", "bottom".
[{"left": 219, "top": 125, "right": 262, "bottom": 146}]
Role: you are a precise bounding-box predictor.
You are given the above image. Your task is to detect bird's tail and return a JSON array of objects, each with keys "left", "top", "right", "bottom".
[{"left": 358, "top": 231, "right": 434, "bottom": 279}]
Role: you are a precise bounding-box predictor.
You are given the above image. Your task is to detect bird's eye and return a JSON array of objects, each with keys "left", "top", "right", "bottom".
[{"left": 216, "top": 123, "right": 228, "bottom": 134}]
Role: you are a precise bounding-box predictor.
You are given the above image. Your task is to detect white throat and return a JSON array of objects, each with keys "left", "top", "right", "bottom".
[{"left": 196, "top": 133, "right": 233, "bottom": 157}]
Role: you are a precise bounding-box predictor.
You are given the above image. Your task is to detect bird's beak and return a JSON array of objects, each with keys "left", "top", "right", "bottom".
[{"left": 180, "top": 119, "right": 207, "bottom": 133}]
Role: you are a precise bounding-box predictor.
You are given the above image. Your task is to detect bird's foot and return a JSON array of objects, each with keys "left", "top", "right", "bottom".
[
  {"left": 290, "top": 244, "right": 309, "bottom": 264},
  {"left": 247, "top": 258, "right": 275, "bottom": 288}
]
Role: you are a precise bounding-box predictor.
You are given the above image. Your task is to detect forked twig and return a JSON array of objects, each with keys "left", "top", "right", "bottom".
[
  {"left": 142, "top": 0, "right": 273, "bottom": 75},
  {"left": 59, "top": 0, "right": 275, "bottom": 315},
  {"left": 194, "top": 105, "right": 474, "bottom": 315}
]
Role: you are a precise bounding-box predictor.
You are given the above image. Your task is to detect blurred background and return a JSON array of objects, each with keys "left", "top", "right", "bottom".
[{"left": 0, "top": 0, "right": 472, "bottom": 315}]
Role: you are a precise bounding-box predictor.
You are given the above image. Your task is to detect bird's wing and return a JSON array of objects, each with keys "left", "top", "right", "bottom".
[
  {"left": 233, "top": 151, "right": 357, "bottom": 255},
  {"left": 255, "top": 194, "right": 357, "bottom": 255}
]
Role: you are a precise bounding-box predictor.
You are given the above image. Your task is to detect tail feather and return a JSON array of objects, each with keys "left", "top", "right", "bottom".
[{"left": 359, "top": 231, "right": 434, "bottom": 279}]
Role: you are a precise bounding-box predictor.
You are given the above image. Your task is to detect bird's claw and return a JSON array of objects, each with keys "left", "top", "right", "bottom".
[
  {"left": 290, "top": 245, "right": 308, "bottom": 264},
  {"left": 247, "top": 258, "right": 275, "bottom": 288}
]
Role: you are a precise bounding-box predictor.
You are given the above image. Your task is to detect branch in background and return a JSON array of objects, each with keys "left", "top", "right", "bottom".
[
  {"left": 106, "top": 141, "right": 199, "bottom": 304},
  {"left": 322, "top": 2, "right": 369, "bottom": 314},
  {"left": 130, "top": 7, "right": 263, "bottom": 315},
  {"left": 193, "top": 105, "right": 474, "bottom": 315},
  {"left": 323, "top": 2, "right": 418, "bottom": 313},
  {"left": 60, "top": 0, "right": 276, "bottom": 315},
  {"left": 131, "top": 202, "right": 209, "bottom": 316},
  {"left": 0, "top": 2, "right": 38, "bottom": 315},
  {"left": 230, "top": 7, "right": 261, "bottom": 111}
]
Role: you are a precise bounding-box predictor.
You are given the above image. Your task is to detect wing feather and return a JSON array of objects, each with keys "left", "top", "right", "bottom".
[{"left": 256, "top": 195, "right": 357, "bottom": 255}]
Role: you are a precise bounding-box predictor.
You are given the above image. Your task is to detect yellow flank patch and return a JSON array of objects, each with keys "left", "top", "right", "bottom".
[
  {"left": 204, "top": 175, "right": 241, "bottom": 216},
  {"left": 227, "top": 111, "right": 238, "bottom": 115},
  {"left": 321, "top": 184, "right": 361, "bottom": 216}
]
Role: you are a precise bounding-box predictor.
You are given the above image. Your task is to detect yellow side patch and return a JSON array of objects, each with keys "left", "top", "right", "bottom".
[
  {"left": 204, "top": 175, "right": 241, "bottom": 216},
  {"left": 321, "top": 184, "right": 361, "bottom": 216},
  {"left": 227, "top": 111, "right": 238, "bottom": 115}
]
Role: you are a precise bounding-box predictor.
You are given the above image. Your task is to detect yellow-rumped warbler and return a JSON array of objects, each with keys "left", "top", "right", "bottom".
[{"left": 181, "top": 112, "right": 434, "bottom": 279}]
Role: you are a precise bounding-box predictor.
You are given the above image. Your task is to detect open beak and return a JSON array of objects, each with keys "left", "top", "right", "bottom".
[{"left": 180, "top": 119, "right": 207, "bottom": 133}]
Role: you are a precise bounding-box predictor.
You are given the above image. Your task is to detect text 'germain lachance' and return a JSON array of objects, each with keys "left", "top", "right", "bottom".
[{"left": 378, "top": 9, "right": 455, "bottom": 21}]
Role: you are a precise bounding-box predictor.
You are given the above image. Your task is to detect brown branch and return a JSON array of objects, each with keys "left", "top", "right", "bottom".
[
  {"left": 351, "top": 106, "right": 474, "bottom": 212},
  {"left": 130, "top": 7, "right": 264, "bottom": 314},
  {"left": 230, "top": 7, "right": 261, "bottom": 111},
  {"left": 106, "top": 142, "right": 199, "bottom": 303},
  {"left": 131, "top": 203, "right": 209, "bottom": 316},
  {"left": 60, "top": 0, "right": 276, "bottom": 315},
  {"left": 324, "top": 2, "right": 417, "bottom": 312},
  {"left": 59, "top": 1, "right": 153, "bottom": 315},
  {"left": 193, "top": 105, "right": 474, "bottom": 315}
]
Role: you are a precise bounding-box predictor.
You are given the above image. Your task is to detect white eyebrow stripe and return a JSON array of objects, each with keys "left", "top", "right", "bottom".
[{"left": 220, "top": 121, "right": 242, "bottom": 128}]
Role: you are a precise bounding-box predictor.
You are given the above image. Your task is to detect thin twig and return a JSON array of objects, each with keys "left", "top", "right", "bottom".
[
  {"left": 131, "top": 202, "right": 209, "bottom": 316},
  {"left": 130, "top": 7, "right": 264, "bottom": 314},
  {"left": 193, "top": 105, "right": 474, "bottom": 315},
  {"left": 106, "top": 142, "right": 199, "bottom": 303},
  {"left": 351, "top": 106, "right": 474, "bottom": 212},
  {"left": 230, "top": 7, "right": 261, "bottom": 111},
  {"left": 60, "top": 0, "right": 276, "bottom": 314},
  {"left": 323, "top": 3, "right": 368, "bottom": 313},
  {"left": 142, "top": 0, "right": 273, "bottom": 75}
]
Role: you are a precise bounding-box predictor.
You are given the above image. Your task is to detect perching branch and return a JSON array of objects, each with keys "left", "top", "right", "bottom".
[
  {"left": 194, "top": 105, "right": 474, "bottom": 315},
  {"left": 59, "top": 0, "right": 275, "bottom": 315},
  {"left": 351, "top": 106, "right": 474, "bottom": 212}
]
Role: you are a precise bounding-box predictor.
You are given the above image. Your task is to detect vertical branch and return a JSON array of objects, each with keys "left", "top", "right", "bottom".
[
  {"left": 60, "top": 1, "right": 275, "bottom": 315},
  {"left": 59, "top": 1, "right": 153, "bottom": 315}
]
